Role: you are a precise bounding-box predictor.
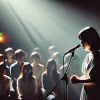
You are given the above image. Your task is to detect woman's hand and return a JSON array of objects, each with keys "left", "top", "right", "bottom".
[{"left": 70, "top": 75, "right": 80, "bottom": 84}]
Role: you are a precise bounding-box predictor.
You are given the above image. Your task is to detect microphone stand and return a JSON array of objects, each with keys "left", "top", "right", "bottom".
[{"left": 45, "top": 51, "right": 75, "bottom": 100}]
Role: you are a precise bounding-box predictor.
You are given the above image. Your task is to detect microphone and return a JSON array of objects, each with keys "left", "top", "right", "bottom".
[{"left": 64, "top": 44, "right": 81, "bottom": 55}]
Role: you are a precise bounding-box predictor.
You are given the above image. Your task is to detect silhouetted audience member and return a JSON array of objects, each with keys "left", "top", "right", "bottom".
[
  {"left": 17, "top": 63, "right": 37, "bottom": 100},
  {"left": 52, "top": 52, "right": 62, "bottom": 72},
  {"left": 41, "top": 59, "right": 63, "bottom": 100},
  {"left": 5, "top": 47, "right": 16, "bottom": 77},
  {"left": 10, "top": 49, "right": 25, "bottom": 91},
  {"left": 70, "top": 26, "right": 100, "bottom": 100},
  {"left": 48, "top": 46, "right": 57, "bottom": 59},
  {"left": 0, "top": 53, "right": 9, "bottom": 76},
  {"left": 33, "top": 47, "right": 46, "bottom": 66},
  {"left": 0, "top": 59, "right": 13, "bottom": 100},
  {"left": 33, "top": 47, "right": 42, "bottom": 60},
  {"left": 30, "top": 52, "right": 44, "bottom": 92}
]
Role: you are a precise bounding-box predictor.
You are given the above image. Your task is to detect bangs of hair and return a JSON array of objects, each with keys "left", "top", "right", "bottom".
[
  {"left": 78, "top": 27, "right": 100, "bottom": 50},
  {"left": 20, "top": 63, "right": 34, "bottom": 80}
]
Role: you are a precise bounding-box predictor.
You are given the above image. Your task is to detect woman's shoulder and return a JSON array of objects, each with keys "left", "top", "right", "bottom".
[
  {"left": 17, "top": 77, "right": 23, "bottom": 83},
  {"left": 41, "top": 72, "right": 47, "bottom": 78},
  {"left": 31, "top": 76, "right": 37, "bottom": 83},
  {"left": 4, "top": 75, "right": 11, "bottom": 79},
  {"left": 38, "top": 63, "right": 44, "bottom": 68},
  {"left": 32, "top": 75, "right": 36, "bottom": 79},
  {"left": 4, "top": 75, "right": 11, "bottom": 81},
  {"left": 86, "top": 53, "right": 91, "bottom": 58},
  {"left": 83, "top": 53, "right": 91, "bottom": 63},
  {"left": 41, "top": 71, "right": 46, "bottom": 75}
]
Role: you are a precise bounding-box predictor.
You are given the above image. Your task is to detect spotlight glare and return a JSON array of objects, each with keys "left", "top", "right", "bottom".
[
  {"left": 0, "top": 37, "right": 3, "bottom": 41},
  {"left": 0, "top": 33, "right": 5, "bottom": 43}
]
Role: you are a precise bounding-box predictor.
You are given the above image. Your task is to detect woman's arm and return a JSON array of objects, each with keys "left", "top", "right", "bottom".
[
  {"left": 33, "top": 77, "right": 37, "bottom": 94},
  {"left": 17, "top": 79, "right": 23, "bottom": 97},
  {"left": 70, "top": 75, "right": 92, "bottom": 84}
]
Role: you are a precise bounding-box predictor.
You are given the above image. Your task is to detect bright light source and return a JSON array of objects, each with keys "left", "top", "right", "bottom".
[
  {"left": 0, "top": 33, "right": 5, "bottom": 43},
  {"left": 0, "top": 36, "right": 3, "bottom": 41},
  {"left": 0, "top": 36, "right": 4, "bottom": 42}
]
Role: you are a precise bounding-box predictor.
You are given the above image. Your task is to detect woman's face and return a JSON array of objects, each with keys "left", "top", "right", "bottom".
[
  {"left": 33, "top": 58, "right": 39, "bottom": 66},
  {"left": 81, "top": 40, "right": 90, "bottom": 51},
  {"left": 23, "top": 67, "right": 31, "bottom": 75},
  {"left": 17, "top": 53, "right": 25, "bottom": 61},
  {"left": 7, "top": 52, "right": 13, "bottom": 58}
]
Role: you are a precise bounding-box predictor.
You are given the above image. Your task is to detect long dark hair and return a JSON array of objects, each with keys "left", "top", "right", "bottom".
[
  {"left": 20, "top": 63, "right": 34, "bottom": 81},
  {"left": 45, "top": 59, "right": 59, "bottom": 81},
  {"left": 78, "top": 26, "right": 100, "bottom": 51}
]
